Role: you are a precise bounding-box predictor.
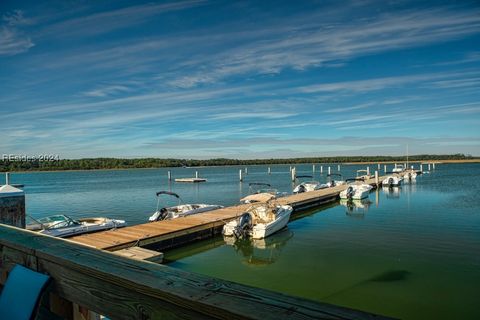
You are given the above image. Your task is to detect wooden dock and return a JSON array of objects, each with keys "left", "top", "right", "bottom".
[{"left": 70, "top": 176, "right": 386, "bottom": 252}]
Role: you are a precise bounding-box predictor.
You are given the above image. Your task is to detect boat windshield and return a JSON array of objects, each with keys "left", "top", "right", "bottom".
[{"left": 38, "top": 215, "right": 81, "bottom": 229}]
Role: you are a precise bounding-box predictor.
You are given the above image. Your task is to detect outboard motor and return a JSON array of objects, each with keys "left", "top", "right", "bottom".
[
  {"left": 388, "top": 177, "right": 394, "bottom": 188},
  {"left": 297, "top": 184, "right": 307, "bottom": 193},
  {"left": 346, "top": 186, "right": 354, "bottom": 199},
  {"left": 233, "top": 212, "right": 253, "bottom": 239}
]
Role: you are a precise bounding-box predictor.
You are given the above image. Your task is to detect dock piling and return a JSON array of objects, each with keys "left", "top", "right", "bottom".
[
  {"left": 367, "top": 167, "right": 370, "bottom": 176},
  {"left": 245, "top": 167, "right": 248, "bottom": 175},
  {"left": 428, "top": 163, "right": 431, "bottom": 171},
  {"left": 384, "top": 165, "right": 387, "bottom": 173},
  {"left": 268, "top": 167, "right": 271, "bottom": 175},
  {"left": 320, "top": 166, "right": 323, "bottom": 174},
  {"left": 291, "top": 167, "right": 296, "bottom": 182},
  {"left": 420, "top": 164, "right": 423, "bottom": 172},
  {"left": 328, "top": 166, "right": 331, "bottom": 175},
  {"left": 433, "top": 163, "right": 436, "bottom": 170},
  {"left": 378, "top": 163, "right": 381, "bottom": 170},
  {"left": 337, "top": 164, "right": 340, "bottom": 171},
  {"left": 195, "top": 171, "right": 199, "bottom": 178},
  {"left": 5, "top": 172, "right": 10, "bottom": 185},
  {"left": 239, "top": 169, "right": 243, "bottom": 182},
  {"left": 312, "top": 164, "right": 315, "bottom": 172},
  {"left": 168, "top": 170, "right": 171, "bottom": 181},
  {"left": 375, "top": 171, "right": 379, "bottom": 186}
]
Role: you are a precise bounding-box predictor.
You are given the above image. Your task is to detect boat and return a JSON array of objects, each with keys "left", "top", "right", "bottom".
[
  {"left": 223, "top": 202, "right": 293, "bottom": 239},
  {"left": 26, "top": 214, "right": 126, "bottom": 238},
  {"left": 356, "top": 169, "right": 372, "bottom": 180},
  {"left": 339, "top": 180, "right": 373, "bottom": 200},
  {"left": 292, "top": 175, "right": 324, "bottom": 193},
  {"left": 148, "top": 191, "right": 223, "bottom": 221},
  {"left": 392, "top": 164, "right": 405, "bottom": 173},
  {"left": 326, "top": 173, "right": 346, "bottom": 187},
  {"left": 241, "top": 183, "right": 288, "bottom": 203},
  {"left": 402, "top": 169, "right": 417, "bottom": 180},
  {"left": 382, "top": 175, "right": 403, "bottom": 187}
]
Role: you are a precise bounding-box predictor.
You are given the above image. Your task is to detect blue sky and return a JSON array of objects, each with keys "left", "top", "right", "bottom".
[{"left": 0, "top": 0, "right": 479, "bottom": 159}]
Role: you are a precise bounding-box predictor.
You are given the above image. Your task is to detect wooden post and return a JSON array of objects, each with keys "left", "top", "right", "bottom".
[
  {"left": 167, "top": 171, "right": 171, "bottom": 181},
  {"left": 195, "top": 171, "right": 199, "bottom": 178},
  {"left": 291, "top": 167, "right": 296, "bottom": 182},
  {"left": 239, "top": 169, "right": 243, "bottom": 182},
  {"left": 375, "top": 171, "right": 379, "bottom": 186},
  {"left": 0, "top": 184, "right": 25, "bottom": 228},
  {"left": 328, "top": 166, "right": 331, "bottom": 175}
]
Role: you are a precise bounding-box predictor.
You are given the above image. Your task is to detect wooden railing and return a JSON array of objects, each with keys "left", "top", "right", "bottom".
[{"left": 0, "top": 224, "right": 392, "bottom": 320}]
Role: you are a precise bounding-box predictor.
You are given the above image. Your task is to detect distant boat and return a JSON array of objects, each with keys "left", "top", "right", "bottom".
[
  {"left": 382, "top": 175, "right": 403, "bottom": 187},
  {"left": 241, "top": 182, "right": 288, "bottom": 203},
  {"left": 26, "top": 214, "right": 126, "bottom": 238},
  {"left": 392, "top": 164, "right": 405, "bottom": 173},
  {"left": 326, "top": 173, "right": 346, "bottom": 187},
  {"left": 148, "top": 191, "right": 223, "bottom": 221},
  {"left": 223, "top": 202, "right": 293, "bottom": 239},
  {"left": 293, "top": 175, "right": 323, "bottom": 194}
]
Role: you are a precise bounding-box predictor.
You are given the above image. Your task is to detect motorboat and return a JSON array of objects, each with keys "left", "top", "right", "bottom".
[
  {"left": 148, "top": 191, "right": 223, "bottom": 221},
  {"left": 402, "top": 169, "right": 417, "bottom": 180},
  {"left": 223, "top": 202, "right": 293, "bottom": 239},
  {"left": 392, "top": 164, "right": 405, "bottom": 173},
  {"left": 339, "top": 180, "right": 373, "bottom": 200},
  {"left": 26, "top": 214, "right": 126, "bottom": 238},
  {"left": 382, "top": 175, "right": 403, "bottom": 187},
  {"left": 241, "top": 183, "right": 288, "bottom": 203},
  {"left": 356, "top": 169, "right": 372, "bottom": 180},
  {"left": 326, "top": 173, "right": 346, "bottom": 187},
  {"left": 292, "top": 175, "right": 323, "bottom": 194}
]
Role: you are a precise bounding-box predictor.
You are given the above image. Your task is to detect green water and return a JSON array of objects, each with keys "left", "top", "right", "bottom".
[{"left": 165, "top": 164, "right": 480, "bottom": 319}]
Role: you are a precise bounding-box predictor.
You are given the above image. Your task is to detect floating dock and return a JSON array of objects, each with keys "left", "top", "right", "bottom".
[
  {"left": 174, "top": 177, "right": 207, "bottom": 183},
  {"left": 70, "top": 176, "right": 387, "bottom": 252}
]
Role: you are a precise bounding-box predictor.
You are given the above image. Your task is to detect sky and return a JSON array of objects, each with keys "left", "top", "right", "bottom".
[{"left": 0, "top": 0, "right": 479, "bottom": 159}]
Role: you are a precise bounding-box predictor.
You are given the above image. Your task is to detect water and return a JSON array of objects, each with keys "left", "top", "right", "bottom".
[{"left": 3, "top": 163, "right": 480, "bottom": 319}]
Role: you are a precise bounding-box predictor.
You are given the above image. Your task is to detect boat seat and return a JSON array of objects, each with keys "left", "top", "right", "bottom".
[{"left": 0, "top": 264, "right": 51, "bottom": 320}]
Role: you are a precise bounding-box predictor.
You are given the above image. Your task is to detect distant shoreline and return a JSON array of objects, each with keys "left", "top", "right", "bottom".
[{"left": 1, "top": 158, "right": 478, "bottom": 174}]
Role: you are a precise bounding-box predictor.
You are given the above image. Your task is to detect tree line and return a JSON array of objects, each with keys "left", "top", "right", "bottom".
[{"left": 0, "top": 154, "right": 476, "bottom": 172}]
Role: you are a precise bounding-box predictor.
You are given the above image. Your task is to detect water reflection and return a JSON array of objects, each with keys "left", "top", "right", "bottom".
[
  {"left": 339, "top": 198, "right": 371, "bottom": 218},
  {"left": 224, "top": 228, "right": 293, "bottom": 266},
  {"left": 383, "top": 186, "right": 401, "bottom": 199}
]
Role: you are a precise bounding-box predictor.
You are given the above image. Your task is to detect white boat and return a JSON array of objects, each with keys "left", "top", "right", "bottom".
[
  {"left": 223, "top": 202, "right": 293, "bottom": 239},
  {"left": 402, "top": 169, "right": 417, "bottom": 180},
  {"left": 241, "top": 183, "right": 288, "bottom": 203},
  {"left": 26, "top": 214, "right": 126, "bottom": 238},
  {"left": 339, "top": 182, "right": 373, "bottom": 200},
  {"left": 382, "top": 175, "right": 403, "bottom": 187},
  {"left": 292, "top": 175, "right": 324, "bottom": 194},
  {"left": 326, "top": 173, "right": 346, "bottom": 187},
  {"left": 392, "top": 164, "right": 405, "bottom": 173},
  {"left": 148, "top": 191, "right": 223, "bottom": 221}
]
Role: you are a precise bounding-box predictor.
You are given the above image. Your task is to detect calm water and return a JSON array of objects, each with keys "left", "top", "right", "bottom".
[{"left": 4, "top": 163, "right": 480, "bottom": 319}]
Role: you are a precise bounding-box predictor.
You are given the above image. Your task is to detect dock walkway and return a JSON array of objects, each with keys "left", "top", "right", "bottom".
[{"left": 70, "top": 176, "right": 385, "bottom": 251}]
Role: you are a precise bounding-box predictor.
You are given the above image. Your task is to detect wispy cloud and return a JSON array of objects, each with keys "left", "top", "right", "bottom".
[{"left": 0, "top": 10, "right": 34, "bottom": 56}]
